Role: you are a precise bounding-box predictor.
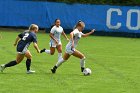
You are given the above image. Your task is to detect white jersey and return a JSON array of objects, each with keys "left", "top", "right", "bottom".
[
  {"left": 50, "top": 26, "right": 63, "bottom": 43},
  {"left": 66, "top": 29, "right": 83, "bottom": 49}
]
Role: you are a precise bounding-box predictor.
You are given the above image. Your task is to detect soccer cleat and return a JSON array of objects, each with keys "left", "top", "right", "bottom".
[
  {"left": 81, "top": 67, "right": 85, "bottom": 72},
  {"left": 40, "top": 48, "right": 46, "bottom": 53},
  {"left": 51, "top": 68, "right": 56, "bottom": 74},
  {"left": 26, "top": 70, "right": 35, "bottom": 74},
  {"left": 0, "top": 64, "right": 5, "bottom": 72}
]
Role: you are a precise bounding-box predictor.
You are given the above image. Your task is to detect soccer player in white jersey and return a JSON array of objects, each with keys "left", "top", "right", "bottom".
[
  {"left": 40, "top": 19, "right": 69, "bottom": 61},
  {"left": 51, "top": 21, "right": 95, "bottom": 73}
]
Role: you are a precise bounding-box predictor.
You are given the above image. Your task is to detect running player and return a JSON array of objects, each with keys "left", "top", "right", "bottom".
[
  {"left": 0, "top": 24, "right": 40, "bottom": 74},
  {"left": 51, "top": 21, "right": 95, "bottom": 73},
  {"left": 40, "top": 19, "right": 69, "bottom": 61}
]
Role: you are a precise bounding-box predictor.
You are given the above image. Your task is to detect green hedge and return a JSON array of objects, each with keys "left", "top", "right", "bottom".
[{"left": 46, "top": 0, "right": 140, "bottom": 6}]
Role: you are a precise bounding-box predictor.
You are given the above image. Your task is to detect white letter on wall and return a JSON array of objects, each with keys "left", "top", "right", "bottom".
[
  {"left": 106, "top": 8, "right": 122, "bottom": 29},
  {"left": 126, "top": 9, "right": 140, "bottom": 30}
]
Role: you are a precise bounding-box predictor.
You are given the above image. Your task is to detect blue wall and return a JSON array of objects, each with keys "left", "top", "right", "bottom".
[{"left": 0, "top": 0, "right": 140, "bottom": 33}]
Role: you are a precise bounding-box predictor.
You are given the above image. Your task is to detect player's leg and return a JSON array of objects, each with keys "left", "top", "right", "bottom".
[
  {"left": 40, "top": 47, "right": 55, "bottom": 55},
  {"left": 72, "top": 50, "right": 85, "bottom": 72},
  {"left": 40, "top": 41, "right": 56, "bottom": 55},
  {"left": 51, "top": 52, "right": 70, "bottom": 73},
  {"left": 25, "top": 50, "right": 35, "bottom": 74},
  {"left": 0, "top": 53, "right": 24, "bottom": 72},
  {"left": 56, "top": 44, "right": 62, "bottom": 61}
]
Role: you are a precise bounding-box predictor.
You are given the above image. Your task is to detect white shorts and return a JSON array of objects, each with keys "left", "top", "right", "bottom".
[
  {"left": 65, "top": 46, "right": 75, "bottom": 55},
  {"left": 17, "top": 48, "right": 28, "bottom": 54},
  {"left": 49, "top": 41, "right": 62, "bottom": 48}
]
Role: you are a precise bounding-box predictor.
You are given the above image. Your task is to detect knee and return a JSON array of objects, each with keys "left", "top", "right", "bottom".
[
  {"left": 81, "top": 56, "right": 86, "bottom": 60},
  {"left": 27, "top": 55, "right": 32, "bottom": 59}
]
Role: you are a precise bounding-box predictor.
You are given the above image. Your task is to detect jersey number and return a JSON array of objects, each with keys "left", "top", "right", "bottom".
[{"left": 22, "top": 33, "right": 29, "bottom": 41}]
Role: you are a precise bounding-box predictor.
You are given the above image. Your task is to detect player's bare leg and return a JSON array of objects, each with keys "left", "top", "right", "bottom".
[
  {"left": 0, "top": 53, "right": 24, "bottom": 72},
  {"left": 40, "top": 47, "right": 55, "bottom": 55}
]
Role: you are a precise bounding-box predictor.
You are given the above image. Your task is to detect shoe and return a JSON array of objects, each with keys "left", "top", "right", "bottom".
[
  {"left": 40, "top": 48, "right": 46, "bottom": 53},
  {"left": 81, "top": 67, "right": 85, "bottom": 72},
  {"left": 51, "top": 68, "right": 56, "bottom": 74},
  {"left": 0, "top": 64, "right": 5, "bottom": 72},
  {"left": 27, "top": 70, "right": 35, "bottom": 74}
]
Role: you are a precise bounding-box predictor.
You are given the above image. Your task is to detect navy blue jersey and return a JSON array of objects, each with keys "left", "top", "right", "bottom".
[{"left": 17, "top": 31, "right": 37, "bottom": 53}]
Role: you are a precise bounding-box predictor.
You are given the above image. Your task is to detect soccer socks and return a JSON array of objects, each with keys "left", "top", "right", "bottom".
[
  {"left": 56, "top": 58, "right": 65, "bottom": 67},
  {"left": 80, "top": 57, "right": 85, "bottom": 72},
  {"left": 58, "top": 53, "right": 62, "bottom": 61},
  {"left": 51, "top": 58, "right": 65, "bottom": 73},
  {"left": 26, "top": 59, "right": 31, "bottom": 71},
  {"left": 45, "top": 49, "right": 50, "bottom": 54},
  {"left": 5, "top": 60, "right": 17, "bottom": 68}
]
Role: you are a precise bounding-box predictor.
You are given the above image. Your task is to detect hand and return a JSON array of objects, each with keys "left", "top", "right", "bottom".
[
  {"left": 55, "top": 40, "right": 58, "bottom": 45},
  {"left": 91, "top": 29, "right": 95, "bottom": 33},
  {"left": 66, "top": 38, "right": 69, "bottom": 41}
]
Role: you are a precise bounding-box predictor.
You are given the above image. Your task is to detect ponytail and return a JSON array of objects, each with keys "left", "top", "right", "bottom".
[{"left": 73, "top": 20, "right": 84, "bottom": 30}]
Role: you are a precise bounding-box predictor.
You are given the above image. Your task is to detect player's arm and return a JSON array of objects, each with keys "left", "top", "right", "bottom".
[
  {"left": 14, "top": 36, "right": 20, "bottom": 46},
  {"left": 33, "top": 43, "right": 40, "bottom": 53},
  {"left": 82, "top": 29, "right": 95, "bottom": 37},
  {"left": 70, "top": 32, "right": 74, "bottom": 48},
  {"left": 62, "top": 31, "right": 69, "bottom": 41},
  {"left": 14, "top": 32, "right": 24, "bottom": 46},
  {"left": 49, "top": 33, "right": 58, "bottom": 44}
]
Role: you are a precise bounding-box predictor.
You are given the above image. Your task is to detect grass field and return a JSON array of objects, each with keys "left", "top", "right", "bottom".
[{"left": 0, "top": 29, "right": 140, "bottom": 93}]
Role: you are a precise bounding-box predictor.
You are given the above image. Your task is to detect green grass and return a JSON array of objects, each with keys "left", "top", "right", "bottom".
[{"left": 0, "top": 30, "right": 140, "bottom": 93}]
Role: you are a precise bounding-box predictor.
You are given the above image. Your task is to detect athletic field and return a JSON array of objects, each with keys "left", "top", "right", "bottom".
[{"left": 0, "top": 29, "right": 139, "bottom": 93}]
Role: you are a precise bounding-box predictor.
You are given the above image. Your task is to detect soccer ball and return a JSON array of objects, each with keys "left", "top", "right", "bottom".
[{"left": 83, "top": 68, "right": 92, "bottom": 76}]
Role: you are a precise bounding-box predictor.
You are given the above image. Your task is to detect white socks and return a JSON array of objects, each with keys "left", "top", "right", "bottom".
[
  {"left": 56, "top": 58, "right": 65, "bottom": 67},
  {"left": 45, "top": 49, "right": 50, "bottom": 54},
  {"left": 80, "top": 57, "right": 85, "bottom": 68},
  {"left": 55, "top": 57, "right": 85, "bottom": 69},
  {"left": 45, "top": 50, "right": 62, "bottom": 61},
  {"left": 58, "top": 53, "right": 62, "bottom": 61}
]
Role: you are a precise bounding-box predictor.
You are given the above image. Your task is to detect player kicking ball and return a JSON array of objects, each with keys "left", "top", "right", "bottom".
[
  {"left": 0, "top": 24, "right": 40, "bottom": 74},
  {"left": 51, "top": 21, "right": 95, "bottom": 73}
]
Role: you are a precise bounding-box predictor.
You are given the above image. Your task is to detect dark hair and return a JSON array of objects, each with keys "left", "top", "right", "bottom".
[
  {"left": 51, "top": 18, "right": 60, "bottom": 29},
  {"left": 55, "top": 18, "right": 60, "bottom": 23}
]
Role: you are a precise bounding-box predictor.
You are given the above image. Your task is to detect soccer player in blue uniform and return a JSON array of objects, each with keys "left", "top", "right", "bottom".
[{"left": 0, "top": 24, "right": 40, "bottom": 74}]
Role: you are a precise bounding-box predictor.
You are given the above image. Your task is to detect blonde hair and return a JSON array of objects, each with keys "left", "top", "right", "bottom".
[
  {"left": 29, "top": 24, "right": 38, "bottom": 31},
  {"left": 74, "top": 21, "right": 85, "bottom": 29}
]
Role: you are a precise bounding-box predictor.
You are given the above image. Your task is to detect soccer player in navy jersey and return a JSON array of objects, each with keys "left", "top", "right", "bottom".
[{"left": 0, "top": 24, "right": 40, "bottom": 74}]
